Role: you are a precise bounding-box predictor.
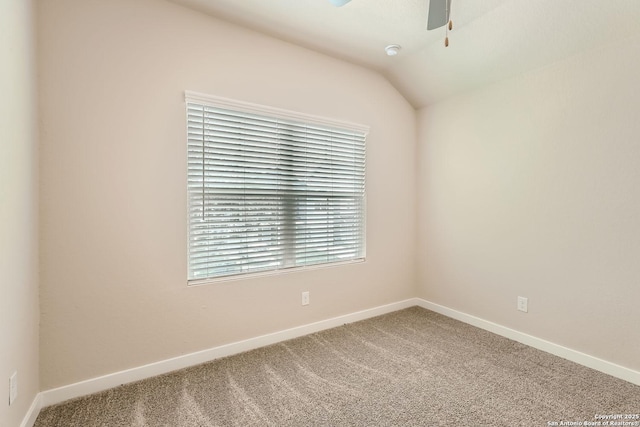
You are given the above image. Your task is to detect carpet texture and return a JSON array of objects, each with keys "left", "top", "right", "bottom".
[{"left": 35, "top": 307, "right": 640, "bottom": 426}]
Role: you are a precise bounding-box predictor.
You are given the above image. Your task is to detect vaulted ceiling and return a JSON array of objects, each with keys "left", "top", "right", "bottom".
[{"left": 169, "top": 0, "right": 640, "bottom": 108}]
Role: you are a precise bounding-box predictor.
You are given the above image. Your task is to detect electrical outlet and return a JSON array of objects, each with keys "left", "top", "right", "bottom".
[
  {"left": 9, "top": 371, "right": 17, "bottom": 406},
  {"left": 517, "top": 296, "right": 528, "bottom": 313},
  {"left": 301, "top": 291, "right": 310, "bottom": 306}
]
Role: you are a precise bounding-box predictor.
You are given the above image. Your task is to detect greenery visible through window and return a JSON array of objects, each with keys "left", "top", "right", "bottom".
[{"left": 186, "top": 93, "right": 367, "bottom": 282}]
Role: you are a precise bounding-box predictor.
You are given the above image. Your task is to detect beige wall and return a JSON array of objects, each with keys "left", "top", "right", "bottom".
[
  {"left": 38, "top": 0, "right": 417, "bottom": 389},
  {"left": 417, "top": 35, "right": 640, "bottom": 372},
  {"left": 0, "top": 0, "right": 40, "bottom": 425}
]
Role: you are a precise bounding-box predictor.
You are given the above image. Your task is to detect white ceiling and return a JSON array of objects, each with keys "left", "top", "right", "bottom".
[{"left": 169, "top": 0, "right": 640, "bottom": 108}]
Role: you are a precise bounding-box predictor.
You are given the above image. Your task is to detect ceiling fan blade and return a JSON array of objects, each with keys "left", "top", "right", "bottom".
[
  {"left": 328, "top": 0, "right": 351, "bottom": 6},
  {"left": 427, "top": 0, "right": 451, "bottom": 30}
]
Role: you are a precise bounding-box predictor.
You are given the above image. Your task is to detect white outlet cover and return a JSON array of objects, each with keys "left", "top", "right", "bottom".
[
  {"left": 301, "top": 291, "right": 310, "bottom": 306},
  {"left": 517, "top": 296, "right": 528, "bottom": 313}
]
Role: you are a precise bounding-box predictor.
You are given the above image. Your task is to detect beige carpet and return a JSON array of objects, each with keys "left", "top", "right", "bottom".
[{"left": 35, "top": 307, "right": 640, "bottom": 426}]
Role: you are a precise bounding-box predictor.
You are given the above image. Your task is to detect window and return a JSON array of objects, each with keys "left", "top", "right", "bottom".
[{"left": 185, "top": 92, "right": 368, "bottom": 283}]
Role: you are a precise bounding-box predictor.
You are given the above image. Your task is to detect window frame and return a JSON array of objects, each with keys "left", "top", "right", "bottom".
[{"left": 185, "top": 91, "right": 369, "bottom": 285}]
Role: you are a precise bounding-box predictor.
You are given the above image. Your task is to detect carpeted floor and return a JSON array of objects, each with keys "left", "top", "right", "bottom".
[{"left": 35, "top": 307, "right": 640, "bottom": 426}]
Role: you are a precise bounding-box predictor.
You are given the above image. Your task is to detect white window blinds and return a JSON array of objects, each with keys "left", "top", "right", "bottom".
[{"left": 186, "top": 93, "right": 367, "bottom": 282}]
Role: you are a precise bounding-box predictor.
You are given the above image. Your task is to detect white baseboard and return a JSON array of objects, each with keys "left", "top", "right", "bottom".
[
  {"left": 36, "top": 296, "right": 640, "bottom": 416},
  {"left": 20, "top": 393, "right": 42, "bottom": 427},
  {"left": 40, "top": 298, "right": 418, "bottom": 408},
  {"left": 415, "top": 298, "right": 640, "bottom": 386}
]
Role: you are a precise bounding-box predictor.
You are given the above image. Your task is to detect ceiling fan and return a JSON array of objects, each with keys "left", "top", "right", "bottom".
[
  {"left": 329, "top": 0, "right": 451, "bottom": 27},
  {"left": 427, "top": 0, "right": 453, "bottom": 46},
  {"left": 329, "top": 0, "right": 453, "bottom": 46}
]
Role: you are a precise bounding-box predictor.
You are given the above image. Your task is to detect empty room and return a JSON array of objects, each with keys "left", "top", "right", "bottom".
[{"left": 2, "top": 0, "right": 640, "bottom": 425}]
